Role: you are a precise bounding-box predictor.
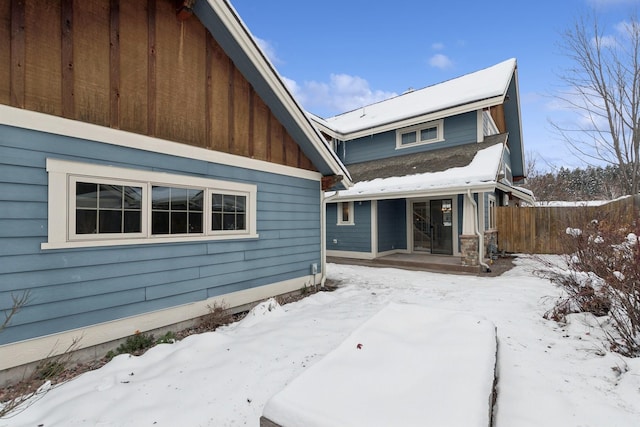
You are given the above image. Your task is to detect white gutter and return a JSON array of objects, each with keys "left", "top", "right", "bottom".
[
  {"left": 325, "top": 183, "right": 497, "bottom": 203},
  {"left": 320, "top": 191, "right": 342, "bottom": 287},
  {"left": 466, "top": 189, "right": 492, "bottom": 272},
  {"left": 311, "top": 96, "right": 505, "bottom": 142}
]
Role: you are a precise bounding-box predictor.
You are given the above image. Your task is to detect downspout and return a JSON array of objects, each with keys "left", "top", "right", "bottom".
[
  {"left": 466, "top": 189, "right": 491, "bottom": 272},
  {"left": 321, "top": 190, "right": 341, "bottom": 287}
]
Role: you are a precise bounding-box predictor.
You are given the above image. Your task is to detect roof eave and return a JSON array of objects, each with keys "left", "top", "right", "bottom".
[
  {"left": 496, "top": 182, "right": 535, "bottom": 205},
  {"left": 325, "top": 182, "right": 499, "bottom": 203},
  {"left": 316, "top": 95, "right": 506, "bottom": 141}
]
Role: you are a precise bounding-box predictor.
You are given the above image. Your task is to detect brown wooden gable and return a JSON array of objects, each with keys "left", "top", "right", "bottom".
[{"left": 0, "top": 0, "right": 317, "bottom": 172}]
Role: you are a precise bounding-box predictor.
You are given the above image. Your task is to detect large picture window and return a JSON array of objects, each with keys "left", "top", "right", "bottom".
[
  {"left": 396, "top": 120, "right": 444, "bottom": 149},
  {"left": 45, "top": 159, "right": 257, "bottom": 249}
]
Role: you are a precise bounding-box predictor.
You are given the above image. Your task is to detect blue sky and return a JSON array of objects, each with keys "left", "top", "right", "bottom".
[{"left": 229, "top": 0, "right": 640, "bottom": 171}]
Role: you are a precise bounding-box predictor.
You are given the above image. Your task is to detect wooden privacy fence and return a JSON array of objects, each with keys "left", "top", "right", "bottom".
[{"left": 495, "top": 195, "right": 640, "bottom": 254}]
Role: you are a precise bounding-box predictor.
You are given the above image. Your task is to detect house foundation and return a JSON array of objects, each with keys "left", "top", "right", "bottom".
[{"left": 460, "top": 235, "right": 479, "bottom": 266}]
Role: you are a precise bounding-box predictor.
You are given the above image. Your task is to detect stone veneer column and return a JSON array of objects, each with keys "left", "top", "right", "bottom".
[{"left": 460, "top": 235, "right": 479, "bottom": 266}]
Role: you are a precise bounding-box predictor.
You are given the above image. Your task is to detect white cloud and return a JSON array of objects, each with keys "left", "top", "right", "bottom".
[
  {"left": 593, "top": 34, "right": 618, "bottom": 47},
  {"left": 431, "top": 42, "right": 445, "bottom": 50},
  {"left": 283, "top": 74, "right": 397, "bottom": 116},
  {"left": 254, "top": 37, "right": 282, "bottom": 65},
  {"left": 429, "top": 53, "right": 454, "bottom": 70}
]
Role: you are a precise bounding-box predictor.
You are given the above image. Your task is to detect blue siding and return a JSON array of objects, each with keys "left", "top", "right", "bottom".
[
  {"left": 504, "top": 77, "right": 524, "bottom": 178},
  {"left": 377, "top": 199, "right": 407, "bottom": 252},
  {"left": 339, "top": 111, "right": 478, "bottom": 165},
  {"left": 0, "top": 124, "right": 322, "bottom": 345},
  {"left": 326, "top": 201, "right": 372, "bottom": 252}
]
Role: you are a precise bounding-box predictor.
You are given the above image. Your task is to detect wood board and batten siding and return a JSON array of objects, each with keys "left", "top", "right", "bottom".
[
  {"left": 495, "top": 196, "right": 639, "bottom": 254},
  {"left": 0, "top": 0, "right": 315, "bottom": 171}
]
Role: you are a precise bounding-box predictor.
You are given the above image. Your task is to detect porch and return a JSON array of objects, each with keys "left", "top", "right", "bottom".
[{"left": 327, "top": 253, "right": 484, "bottom": 275}]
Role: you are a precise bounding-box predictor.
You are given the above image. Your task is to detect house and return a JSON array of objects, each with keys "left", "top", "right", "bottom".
[
  {"left": 0, "top": 0, "right": 350, "bottom": 374},
  {"left": 312, "top": 59, "right": 534, "bottom": 269}
]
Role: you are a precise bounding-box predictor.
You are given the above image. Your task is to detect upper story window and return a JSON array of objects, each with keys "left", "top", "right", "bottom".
[
  {"left": 396, "top": 120, "right": 444, "bottom": 149},
  {"left": 44, "top": 159, "right": 257, "bottom": 250}
]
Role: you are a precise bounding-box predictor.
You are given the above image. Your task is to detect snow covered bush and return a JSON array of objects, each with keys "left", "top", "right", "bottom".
[{"left": 538, "top": 214, "right": 640, "bottom": 357}]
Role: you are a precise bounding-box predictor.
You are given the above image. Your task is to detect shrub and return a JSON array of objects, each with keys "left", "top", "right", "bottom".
[
  {"left": 538, "top": 213, "right": 640, "bottom": 357},
  {"left": 156, "top": 331, "right": 177, "bottom": 344},
  {"left": 198, "top": 301, "right": 233, "bottom": 331},
  {"left": 105, "top": 330, "right": 156, "bottom": 361}
]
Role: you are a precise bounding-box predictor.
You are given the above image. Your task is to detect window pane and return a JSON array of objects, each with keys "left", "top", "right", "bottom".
[
  {"left": 223, "top": 213, "right": 236, "bottom": 230},
  {"left": 124, "top": 186, "right": 143, "bottom": 209},
  {"left": 212, "top": 212, "right": 222, "bottom": 230},
  {"left": 124, "top": 211, "right": 141, "bottom": 233},
  {"left": 401, "top": 132, "right": 416, "bottom": 145},
  {"left": 99, "top": 185, "right": 123, "bottom": 209},
  {"left": 189, "top": 190, "right": 203, "bottom": 211},
  {"left": 152, "top": 186, "right": 171, "bottom": 210},
  {"left": 223, "top": 194, "right": 236, "bottom": 210},
  {"left": 420, "top": 127, "right": 437, "bottom": 141},
  {"left": 76, "top": 210, "right": 97, "bottom": 234},
  {"left": 236, "top": 214, "right": 245, "bottom": 230},
  {"left": 236, "top": 196, "right": 246, "bottom": 213},
  {"left": 171, "top": 212, "right": 188, "bottom": 234},
  {"left": 99, "top": 210, "right": 122, "bottom": 233},
  {"left": 212, "top": 194, "right": 223, "bottom": 212},
  {"left": 152, "top": 211, "right": 170, "bottom": 234},
  {"left": 171, "top": 187, "right": 188, "bottom": 210},
  {"left": 189, "top": 212, "right": 203, "bottom": 233},
  {"left": 342, "top": 203, "right": 350, "bottom": 222},
  {"left": 76, "top": 182, "right": 98, "bottom": 208}
]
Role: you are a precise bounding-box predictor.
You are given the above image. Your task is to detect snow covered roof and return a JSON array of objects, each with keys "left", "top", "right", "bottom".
[
  {"left": 313, "top": 58, "right": 516, "bottom": 137},
  {"left": 348, "top": 134, "right": 507, "bottom": 183},
  {"left": 326, "top": 142, "right": 505, "bottom": 201}
]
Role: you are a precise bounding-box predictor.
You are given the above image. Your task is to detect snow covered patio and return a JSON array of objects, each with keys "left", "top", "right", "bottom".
[
  {"left": 4, "top": 256, "right": 639, "bottom": 426},
  {"left": 261, "top": 303, "right": 498, "bottom": 427}
]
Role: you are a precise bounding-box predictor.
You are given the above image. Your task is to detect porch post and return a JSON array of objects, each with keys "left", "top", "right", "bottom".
[
  {"left": 462, "top": 195, "right": 475, "bottom": 235},
  {"left": 460, "top": 193, "right": 479, "bottom": 266}
]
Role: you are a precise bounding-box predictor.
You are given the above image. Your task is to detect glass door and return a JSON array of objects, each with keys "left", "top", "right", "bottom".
[
  {"left": 412, "top": 202, "right": 431, "bottom": 252},
  {"left": 430, "top": 199, "right": 453, "bottom": 255}
]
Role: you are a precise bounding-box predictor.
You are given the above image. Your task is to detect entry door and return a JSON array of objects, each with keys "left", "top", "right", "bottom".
[
  {"left": 430, "top": 199, "right": 453, "bottom": 255},
  {"left": 412, "top": 202, "right": 431, "bottom": 252}
]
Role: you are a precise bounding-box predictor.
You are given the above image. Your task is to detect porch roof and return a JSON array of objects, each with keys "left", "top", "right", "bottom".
[{"left": 326, "top": 135, "right": 507, "bottom": 201}]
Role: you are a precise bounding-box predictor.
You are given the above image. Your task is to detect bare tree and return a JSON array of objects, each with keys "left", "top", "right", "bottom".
[{"left": 553, "top": 13, "right": 640, "bottom": 196}]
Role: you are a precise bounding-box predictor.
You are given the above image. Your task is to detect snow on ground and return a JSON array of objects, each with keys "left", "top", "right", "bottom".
[
  {"left": 263, "top": 303, "right": 497, "bottom": 427},
  {"left": 3, "top": 256, "right": 640, "bottom": 426}
]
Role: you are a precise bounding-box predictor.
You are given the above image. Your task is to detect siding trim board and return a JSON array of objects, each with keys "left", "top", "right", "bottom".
[
  {"left": 0, "top": 274, "right": 315, "bottom": 371},
  {"left": 0, "top": 105, "right": 322, "bottom": 182}
]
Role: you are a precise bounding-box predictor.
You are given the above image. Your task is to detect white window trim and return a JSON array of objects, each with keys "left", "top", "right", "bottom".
[
  {"left": 395, "top": 119, "right": 444, "bottom": 149},
  {"left": 488, "top": 195, "right": 497, "bottom": 230},
  {"left": 43, "top": 158, "right": 258, "bottom": 250},
  {"left": 337, "top": 201, "right": 354, "bottom": 226}
]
